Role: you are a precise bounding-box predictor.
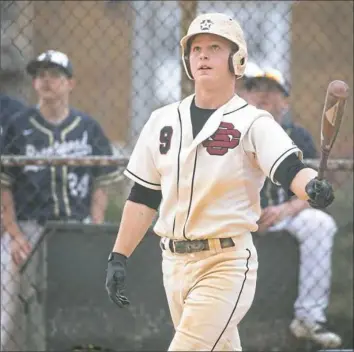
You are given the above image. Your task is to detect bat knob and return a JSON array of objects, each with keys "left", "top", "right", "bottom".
[{"left": 329, "top": 80, "right": 350, "bottom": 99}]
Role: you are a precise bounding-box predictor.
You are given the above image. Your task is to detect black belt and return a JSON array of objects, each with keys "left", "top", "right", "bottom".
[{"left": 160, "top": 238, "right": 235, "bottom": 254}]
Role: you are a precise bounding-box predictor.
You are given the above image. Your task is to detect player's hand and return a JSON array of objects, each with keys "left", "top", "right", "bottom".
[
  {"left": 11, "top": 235, "right": 32, "bottom": 266},
  {"left": 105, "top": 252, "right": 130, "bottom": 308},
  {"left": 257, "top": 204, "right": 289, "bottom": 232},
  {"left": 305, "top": 177, "right": 334, "bottom": 209}
]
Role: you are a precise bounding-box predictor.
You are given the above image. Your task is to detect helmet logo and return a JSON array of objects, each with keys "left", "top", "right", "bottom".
[{"left": 200, "top": 19, "right": 213, "bottom": 31}]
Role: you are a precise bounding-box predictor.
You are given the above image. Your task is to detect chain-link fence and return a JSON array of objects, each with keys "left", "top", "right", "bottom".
[{"left": 1, "top": 1, "right": 353, "bottom": 351}]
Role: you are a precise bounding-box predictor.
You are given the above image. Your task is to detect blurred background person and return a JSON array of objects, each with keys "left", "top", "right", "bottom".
[
  {"left": 1, "top": 50, "right": 121, "bottom": 351},
  {"left": 242, "top": 67, "right": 342, "bottom": 349}
]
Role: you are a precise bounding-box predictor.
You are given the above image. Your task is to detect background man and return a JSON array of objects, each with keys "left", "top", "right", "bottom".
[
  {"left": 243, "top": 67, "right": 341, "bottom": 349},
  {"left": 1, "top": 50, "right": 121, "bottom": 351}
]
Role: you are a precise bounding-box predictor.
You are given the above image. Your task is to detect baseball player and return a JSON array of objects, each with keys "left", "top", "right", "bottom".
[
  {"left": 1, "top": 94, "right": 26, "bottom": 235},
  {"left": 243, "top": 68, "right": 342, "bottom": 348},
  {"left": 1, "top": 50, "right": 121, "bottom": 351},
  {"left": 105, "top": 13, "right": 335, "bottom": 351}
]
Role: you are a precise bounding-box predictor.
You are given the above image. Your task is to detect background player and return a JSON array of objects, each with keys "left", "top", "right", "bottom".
[
  {"left": 243, "top": 68, "right": 341, "bottom": 349},
  {"left": 0, "top": 50, "right": 121, "bottom": 351},
  {"left": 105, "top": 13, "right": 335, "bottom": 351},
  {"left": 1, "top": 94, "right": 26, "bottom": 236}
]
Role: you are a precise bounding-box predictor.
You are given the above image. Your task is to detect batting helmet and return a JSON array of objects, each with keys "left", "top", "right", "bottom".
[{"left": 180, "top": 13, "right": 248, "bottom": 80}]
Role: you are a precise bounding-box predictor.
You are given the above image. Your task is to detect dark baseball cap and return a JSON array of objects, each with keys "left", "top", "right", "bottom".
[
  {"left": 26, "top": 50, "right": 73, "bottom": 77},
  {"left": 245, "top": 67, "right": 289, "bottom": 97}
]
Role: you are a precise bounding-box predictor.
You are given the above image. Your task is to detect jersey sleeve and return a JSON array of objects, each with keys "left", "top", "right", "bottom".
[
  {"left": 290, "top": 126, "right": 317, "bottom": 159},
  {"left": 123, "top": 115, "right": 161, "bottom": 191},
  {"left": 0, "top": 121, "right": 20, "bottom": 187},
  {"left": 90, "top": 121, "right": 122, "bottom": 186},
  {"left": 243, "top": 113, "right": 303, "bottom": 185}
]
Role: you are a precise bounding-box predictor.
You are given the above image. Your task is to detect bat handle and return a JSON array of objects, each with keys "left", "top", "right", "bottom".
[{"left": 317, "top": 147, "right": 330, "bottom": 180}]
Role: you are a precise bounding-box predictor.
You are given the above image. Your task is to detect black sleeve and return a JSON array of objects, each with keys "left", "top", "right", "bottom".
[
  {"left": 90, "top": 120, "right": 121, "bottom": 185},
  {"left": 0, "top": 121, "right": 21, "bottom": 186},
  {"left": 290, "top": 126, "right": 317, "bottom": 159},
  {"left": 127, "top": 182, "right": 162, "bottom": 210},
  {"left": 274, "top": 153, "right": 306, "bottom": 195}
]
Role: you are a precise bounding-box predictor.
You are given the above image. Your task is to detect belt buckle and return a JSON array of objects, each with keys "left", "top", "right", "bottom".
[{"left": 185, "top": 240, "right": 205, "bottom": 253}]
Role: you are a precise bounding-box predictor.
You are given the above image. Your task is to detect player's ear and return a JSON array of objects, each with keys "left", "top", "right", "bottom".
[
  {"left": 281, "top": 94, "right": 289, "bottom": 109},
  {"left": 68, "top": 78, "right": 76, "bottom": 91}
]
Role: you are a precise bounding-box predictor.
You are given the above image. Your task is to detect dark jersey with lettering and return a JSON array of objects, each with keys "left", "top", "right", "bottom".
[
  {"left": 1, "top": 106, "right": 120, "bottom": 222},
  {"left": 260, "top": 121, "right": 317, "bottom": 208}
]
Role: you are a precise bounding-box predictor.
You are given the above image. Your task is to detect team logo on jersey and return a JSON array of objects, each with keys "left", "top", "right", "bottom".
[
  {"left": 24, "top": 131, "right": 92, "bottom": 172},
  {"left": 202, "top": 122, "right": 241, "bottom": 156},
  {"left": 159, "top": 126, "right": 173, "bottom": 154}
]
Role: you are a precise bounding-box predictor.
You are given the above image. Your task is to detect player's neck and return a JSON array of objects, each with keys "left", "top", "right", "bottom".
[
  {"left": 38, "top": 100, "right": 70, "bottom": 125},
  {"left": 194, "top": 83, "right": 235, "bottom": 109}
]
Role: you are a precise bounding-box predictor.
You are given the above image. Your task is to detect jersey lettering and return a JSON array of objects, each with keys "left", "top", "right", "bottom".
[
  {"left": 202, "top": 122, "right": 241, "bottom": 156},
  {"left": 159, "top": 126, "right": 173, "bottom": 154}
]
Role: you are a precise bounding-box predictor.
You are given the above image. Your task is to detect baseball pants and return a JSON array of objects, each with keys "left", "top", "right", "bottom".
[
  {"left": 1, "top": 221, "right": 46, "bottom": 351},
  {"left": 268, "top": 208, "right": 337, "bottom": 324},
  {"left": 161, "top": 232, "right": 258, "bottom": 351}
]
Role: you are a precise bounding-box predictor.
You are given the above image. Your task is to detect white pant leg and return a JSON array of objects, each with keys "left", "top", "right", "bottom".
[
  {"left": 1, "top": 222, "right": 44, "bottom": 351},
  {"left": 268, "top": 209, "right": 337, "bottom": 323},
  {"left": 1, "top": 232, "right": 21, "bottom": 351}
]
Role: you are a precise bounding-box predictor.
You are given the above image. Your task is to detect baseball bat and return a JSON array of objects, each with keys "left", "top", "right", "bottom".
[{"left": 317, "top": 80, "right": 349, "bottom": 180}]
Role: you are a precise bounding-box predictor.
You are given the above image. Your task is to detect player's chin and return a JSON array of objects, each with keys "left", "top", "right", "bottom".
[
  {"left": 194, "top": 72, "right": 216, "bottom": 83},
  {"left": 40, "top": 92, "right": 58, "bottom": 101}
]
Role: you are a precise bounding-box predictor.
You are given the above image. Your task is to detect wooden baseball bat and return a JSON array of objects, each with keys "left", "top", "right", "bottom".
[{"left": 317, "top": 80, "right": 349, "bottom": 180}]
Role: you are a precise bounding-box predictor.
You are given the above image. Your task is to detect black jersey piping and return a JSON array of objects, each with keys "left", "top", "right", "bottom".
[
  {"left": 211, "top": 248, "right": 251, "bottom": 351},
  {"left": 172, "top": 102, "right": 183, "bottom": 237},
  {"left": 125, "top": 169, "right": 160, "bottom": 187},
  {"left": 182, "top": 149, "right": 198, "bottom": 240},
  {"left": 223, "top": 103, "right": 248, "bottom": 116},
  {"left": 268, "top": 146, "right": 299, "bottom": 181}
]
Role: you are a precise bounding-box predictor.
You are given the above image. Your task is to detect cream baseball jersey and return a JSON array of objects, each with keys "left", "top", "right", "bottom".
[{"left": 124, "top": 94, "right": 302, "bottom": 240}]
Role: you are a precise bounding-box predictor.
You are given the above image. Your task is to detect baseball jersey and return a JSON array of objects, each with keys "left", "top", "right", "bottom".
[
  {"left": 0, "top": 107, "right": 120, "bottom": 223},
  {"left": 260, "top": 121, "right": 317, "bottom": 208},
  {"left": 124, "top": 94, "right": 302, "bottom": 240}
]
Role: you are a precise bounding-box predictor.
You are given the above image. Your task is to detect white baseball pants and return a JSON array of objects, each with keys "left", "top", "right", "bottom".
[
  {"left": 1, "top": 221, "right": 44, "bottom": 351},
  {"left": 161, "top": 233, "right": 258, "bottom": 351},
  {"left": 268, "top": 208, "right": 337, "bottom": 324}
]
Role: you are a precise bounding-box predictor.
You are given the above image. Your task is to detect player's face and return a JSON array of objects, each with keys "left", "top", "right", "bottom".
[
  {"left": 33, "top": 67, "right": 74, "bottom": 101},
  {"left": 248, "top": 89, "right": 288, "bottom": 122},
  {"left": 189, "top": 34, "right": 233, "bottom": 85}
]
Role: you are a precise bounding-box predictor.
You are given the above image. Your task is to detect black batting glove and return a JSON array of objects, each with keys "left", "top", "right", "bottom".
[
  {"left": 305, "top": 177, "right": 334, "bottom": 209},
  {"left": 105, "top": 252, "right": 130, "bottom": 308}
]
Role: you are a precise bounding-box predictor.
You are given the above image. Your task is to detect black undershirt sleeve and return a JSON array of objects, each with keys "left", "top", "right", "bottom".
[
  {"left": 127, "top": 182, "right": 162, "bottom": 210},
  {"left": 274, "top": 153, "right": 307, "bottom": 195}
]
